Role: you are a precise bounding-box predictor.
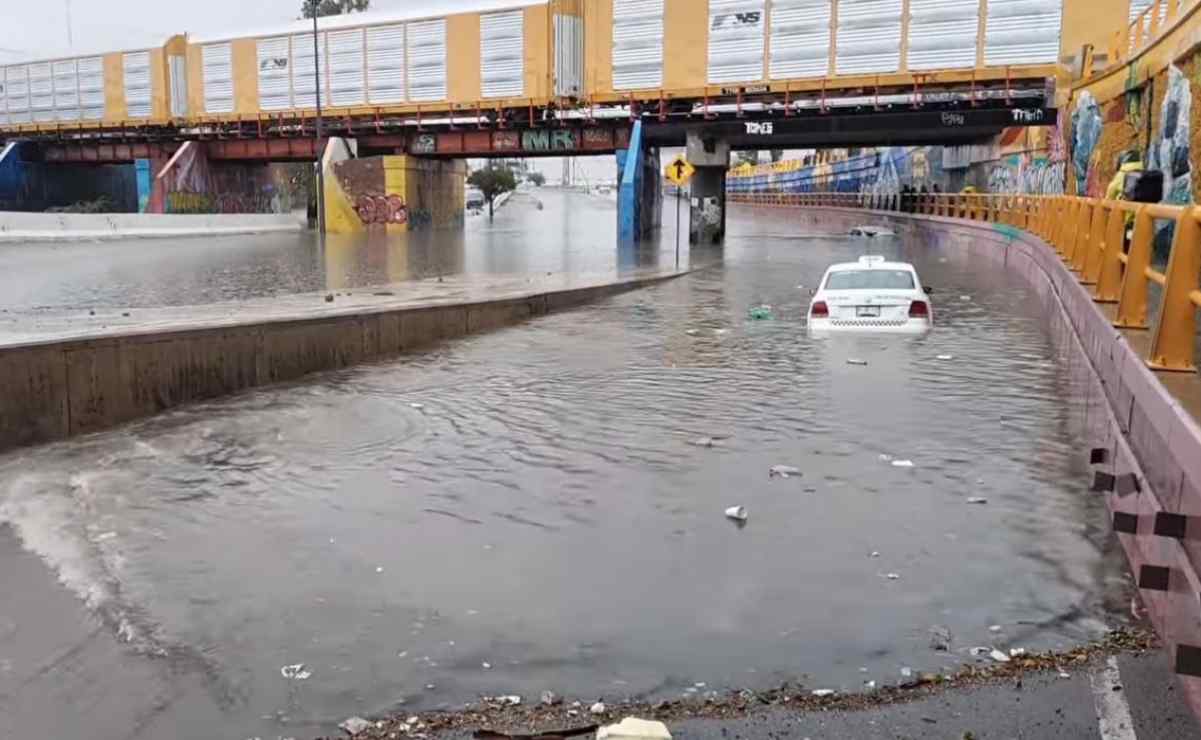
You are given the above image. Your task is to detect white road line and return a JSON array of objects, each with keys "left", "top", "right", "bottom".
[{"left": 1091, "top": 655, "right": 1139, "bottom": 740}]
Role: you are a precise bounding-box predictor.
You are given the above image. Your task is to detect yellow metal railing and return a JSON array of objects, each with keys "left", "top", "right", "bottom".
[
  {"left": 729, "top": 191, "right": 1201, "bottom": 373},
  {"left": 1109, "top": 0, "right": 1195, "bottom": 65}
]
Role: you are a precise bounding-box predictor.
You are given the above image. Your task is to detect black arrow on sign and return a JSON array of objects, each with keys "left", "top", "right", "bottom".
[{"left": 672, "top": 160, "right": 687, "bottom": 179}]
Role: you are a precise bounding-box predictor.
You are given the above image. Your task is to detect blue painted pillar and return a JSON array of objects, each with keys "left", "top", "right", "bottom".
[
  {"left": 135, "top": 158, "right": 152, "bottom": 213},
  {"left": 617, "top": 121, "right": 644, "bottom": 242}
]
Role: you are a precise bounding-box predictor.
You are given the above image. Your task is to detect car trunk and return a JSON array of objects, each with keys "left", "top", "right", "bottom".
[{"left": 825, "top": 290, "right": 915, "bottom": 322}]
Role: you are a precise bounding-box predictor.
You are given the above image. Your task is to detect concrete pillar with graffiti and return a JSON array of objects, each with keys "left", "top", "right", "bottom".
[{"left": 686, "top": 129, "right": 730, "bottom": 245}]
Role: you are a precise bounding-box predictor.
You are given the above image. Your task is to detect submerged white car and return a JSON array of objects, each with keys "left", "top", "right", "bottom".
[{"left": 808, "top": 256, "right": 933, "bottom": 333}]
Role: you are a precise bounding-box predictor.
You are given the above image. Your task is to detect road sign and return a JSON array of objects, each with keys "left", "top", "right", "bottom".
[{"left": 664, "top": 155, "right": 695, "bottom": 187}]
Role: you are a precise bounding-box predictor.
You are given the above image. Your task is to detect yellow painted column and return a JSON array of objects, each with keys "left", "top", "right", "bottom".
[
  {"left": 383, "top": 155, "right": 409, "bottom": 234},
  {"left": 448, "top": 15, "right": 482, "bottom": 103},
  {"left": 149, "top": 49, "right": 169, "bottom": 120},
  {"left": 585, "top": 0, "right": 614, "bottom": 96},
  {"left": 524, "top": 5, "right": 551, "bottom": 100},
  {"left": 103, "top": 53, "right": 127, "bottom": 122},
  {"left": 231, "top": 38, "right": 259, "bottom": 115},
  {"left": 186, "top": 44, "right": 206, "bottom": 117},
  {"left": 665, "top": 0, "right": 708, "bottom": 90}
]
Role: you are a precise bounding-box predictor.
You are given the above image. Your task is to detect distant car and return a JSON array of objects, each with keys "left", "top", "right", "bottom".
[
  {"left": 466, "top": 188, "right": 485, "bottom": 210},
  {"left": 808, "top": 256, "right": 933, "bottom": 333}
]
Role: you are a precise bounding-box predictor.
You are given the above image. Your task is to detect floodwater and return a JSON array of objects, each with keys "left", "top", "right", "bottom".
[
  {"left": 0, "top": 196, "right": 1127, "bottom": 740},
  {"left": 0, "top": 190, "right": 671, "bottom": 323}
]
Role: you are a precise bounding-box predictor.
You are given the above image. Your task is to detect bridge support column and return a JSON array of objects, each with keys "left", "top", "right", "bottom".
[
  {"left": 616, "top": 121, "right": 660, "bottom": 242},
  {"left": 685, "top": 130, "right": 730, "bottom": 245},
  {"left": 321, "top": 138, "right": 466, "bottom": 234}
]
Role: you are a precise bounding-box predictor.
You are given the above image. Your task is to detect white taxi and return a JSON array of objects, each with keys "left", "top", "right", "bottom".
[{"left": 807, "top": 256, "right": 933, "bottom": 333}]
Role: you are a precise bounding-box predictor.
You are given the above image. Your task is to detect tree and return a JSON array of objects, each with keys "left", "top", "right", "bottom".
[
  {"left": 468, "top": 164, "right": 518, "bottom": 221},
  {"left": 526, "top": 171, "right": 546, "bottom": 187},
  {"left": 302, "top": 0, "right": 370, "bottom": 18}
]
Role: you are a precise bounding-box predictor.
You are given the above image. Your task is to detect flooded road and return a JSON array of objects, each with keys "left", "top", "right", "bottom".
[
  {"left": 0, "top": 198, "right": 1128, "bottom": 740},
  {"left": 0, "top": 190, "right": 673, "bottom": 329}
]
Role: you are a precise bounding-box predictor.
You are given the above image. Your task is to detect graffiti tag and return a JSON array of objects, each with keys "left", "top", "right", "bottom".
[
  {"left": 940, "top": 112, "right": 966, "bottom": 127},
  {"left": 712, "top": 12, "right": 761, "bottom": 28},
  {"left": 745, "top": 121, "right": 774, "bottom": 135},
  {"left": 356, "top": 194, "right": 408, "bottom": 225},
  {"left": 411, "top": 134, "right": 437, "bottom": 155},
  {"left": 1011, "top": 109, "right": 1045, "bottom": 123},
  {"left": 521, "top": 129, "right": 578, "bottom": 151}
]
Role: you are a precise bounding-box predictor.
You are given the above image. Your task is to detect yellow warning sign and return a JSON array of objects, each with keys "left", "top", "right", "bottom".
[{"left": 664, "top": 154, "right": 695, "bottom": 187}]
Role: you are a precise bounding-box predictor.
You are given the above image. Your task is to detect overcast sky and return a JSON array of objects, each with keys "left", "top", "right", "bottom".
[{"left": 0, "top": 0, "right": 414, "bottom": 61}]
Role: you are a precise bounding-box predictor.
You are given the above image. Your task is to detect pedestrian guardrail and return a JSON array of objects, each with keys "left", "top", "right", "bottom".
[{"left": 730, "top": 191, "right": 1201, "bottom": 374}]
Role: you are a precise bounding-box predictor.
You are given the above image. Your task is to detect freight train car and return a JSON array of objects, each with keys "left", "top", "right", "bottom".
[
  {"left": 0, "top": 36, "right": 184, "bottom": 132},
  {"left": 183, "top": 0, "right": 584, "bottom": 123},
  {"left": 584, "top": 0, "right": 1064, "bottom": 103}
]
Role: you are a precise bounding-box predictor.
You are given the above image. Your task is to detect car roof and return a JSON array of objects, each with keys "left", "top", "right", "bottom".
[{"left": 826, "top": 260, "right": 917, "bottom": 273}]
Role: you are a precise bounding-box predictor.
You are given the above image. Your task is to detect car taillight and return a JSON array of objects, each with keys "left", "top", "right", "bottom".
[
  {"left": 811, "top": 301, "right": 829, "bottom": 318},
  {"left": 909, "top": 300, "right": 930, "bottom": 318}
]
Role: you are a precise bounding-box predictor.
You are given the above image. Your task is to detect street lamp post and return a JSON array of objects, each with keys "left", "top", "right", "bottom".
[{"left": 312, "top": 3, "right": 326, "bottom": 234}]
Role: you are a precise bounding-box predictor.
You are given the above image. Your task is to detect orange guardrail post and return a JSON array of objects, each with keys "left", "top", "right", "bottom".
[
  {"left": 1093, "top": 204, "right": 1128, "bottom": 302},
  {"left": 1080, "top": 202, "right": 1108, "bottom": 284},
  {"left": 1147, "top": 208, "right": 1201, "bottom": 371},
  {"left": 1115, "top": 208, "right": 1155, "bottom": 329},
  {"left": 1068, "top": 201, "right": 1093, "bottom": 271}
]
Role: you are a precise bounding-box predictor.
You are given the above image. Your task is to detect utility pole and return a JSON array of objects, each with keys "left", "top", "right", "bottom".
[{"left": 311, "top": 2, "right": 326, "bottom": 235}]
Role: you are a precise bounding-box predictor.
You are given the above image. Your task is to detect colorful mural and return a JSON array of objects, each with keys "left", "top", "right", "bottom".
[
  {"left": 148, "top": 141, "right": 288, "bottom": 215},
  {"left": 1152, "top": 64, "right": 1192, "bottom": 205},
  {"left": 1070, "top": 91, "right": 1102, "bottom": 195},
  {"left": 323, "top": 153, "right": 464, "bottom": 235}
]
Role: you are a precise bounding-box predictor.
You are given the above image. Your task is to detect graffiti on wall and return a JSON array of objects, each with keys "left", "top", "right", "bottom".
[
  {"left": 1152, "top": 64, "right": 1192, "bottom": 205},
  {"left": 355, "top": 194, "right": 408, "bottom": 225},
  {"left": 1070, "top": 91, "right": 1102, "bottom": 195},
  {"left": 986, "top": 154, "right": 1066, "bottom": 195},
  {"left": 159, "top": 141, "right": 284, "bottom": 215},
  {"left": 167, "top": 190, "right": 280, "bottom": 214}
]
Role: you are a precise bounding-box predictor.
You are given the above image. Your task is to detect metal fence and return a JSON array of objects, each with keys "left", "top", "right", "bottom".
[{"left": 729, "top": 191, "right": 1201, "bottom": 374}]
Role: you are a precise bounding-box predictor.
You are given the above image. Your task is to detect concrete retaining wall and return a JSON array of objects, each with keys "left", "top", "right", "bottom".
[
  {"left": 793, "top": 205, "right": 1201, "bottom": 713},
  {"left": 0, "top": 273, "right": 680, "bottom": 452},
  {"left": 0, "top": 210, "right": 306, "bottom": 243}
]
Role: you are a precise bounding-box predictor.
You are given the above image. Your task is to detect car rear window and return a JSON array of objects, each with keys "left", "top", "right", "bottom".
[{"left": 825, "top": 269, "right": 915, "bottom": 290}]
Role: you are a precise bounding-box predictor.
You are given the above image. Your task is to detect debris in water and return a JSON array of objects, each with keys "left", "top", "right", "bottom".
[
  {"left": 970, "top": 647, "right": 991, "bottom": 658},
  {"left": 685, "top": 329, "right": 699, "bottom": 336},
  {"left": 864, "top": 680, "right": 877, "bottom": 690},
  {"left": 966, "top": 497, "right": 988, "bottom": 505},
  {"left": 869, "top": 551, "right": 881, "bottom": 558},
  {"left": 990, "top": 649, "right": 1011, "bottom": 663},
  {"left": 1059, "top": 671, "right": 1072, "bottom": 679},
  {"left": 937, "top": 354, "right": 955, "bottom": 361},
  {"left": 846, "top": 358, "right": 869, "bottom": 366},
  {"left": 1009, "top": 648, "right": 1027, "bottom": 658},
  {"left": 900, "top": 667, "right": 914, "bottom": 679},
  {"left": 340, "top": 716, "right": 371, "bottom": 736},
  {"left": 591, "top": 701, "right": 607, "bottom": 714},
  {"left": 376, "top": 566, "right": 384, "bottom": 573},
  {"left": 929, "top": 626, "right": 952, "bottom": 652},
  {"left": 989, "top": 625, "right": 1003, "bottom": 633},
  {"left": 724, "top": 506, "right": 749, "bottom": 522},
  {"left": 769, "top": 465, "right": 801, "bottom": 479},
  {"left": 960, "top": 295, "right": 972, "bottom": 301},
  {"left": 883, "top": 572, "right": 901, "bottom": 580},
  {"left": 325, "top": 293, "right": 335, "bottom": 303},
  {"left": 690, "top": 437, "right": 717, "bottom": 448},
  {"left": 540, "top": 690, "right": 562, "bottom": 706},
  {"left": 748, "top": 305, "right": 774, "bottom": 320},
  {"left": 280, "top": 663, "right": 312, "bottom": 680},
  {"left": 482, "top": 662, "right": 492, "bottom": 670},
  {"left": 878, "top": 453, "right": 893, "bottom": 462},
  {"left": 410, "top": 403, "right": 425, "bottom": 409},
  {"left": 891, "top": 460, "right": 915, "bottom": 468},
  {"left": 811, "top": 689, "right": 836, "bottom": 697},
  {"left": 597, "top": 717, "right": 673, "bottom": 739}
]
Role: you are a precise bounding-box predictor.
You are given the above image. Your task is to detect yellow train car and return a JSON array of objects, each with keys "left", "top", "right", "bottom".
[
  {"left": 584, "top": 0, "right": 1069, "bottom": 104},
  {"left": 183, "top": 0, "right": 584, "bottom": 123},
  {"left": 0, "top": 37, "right": 183, "bottom": 134}
]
